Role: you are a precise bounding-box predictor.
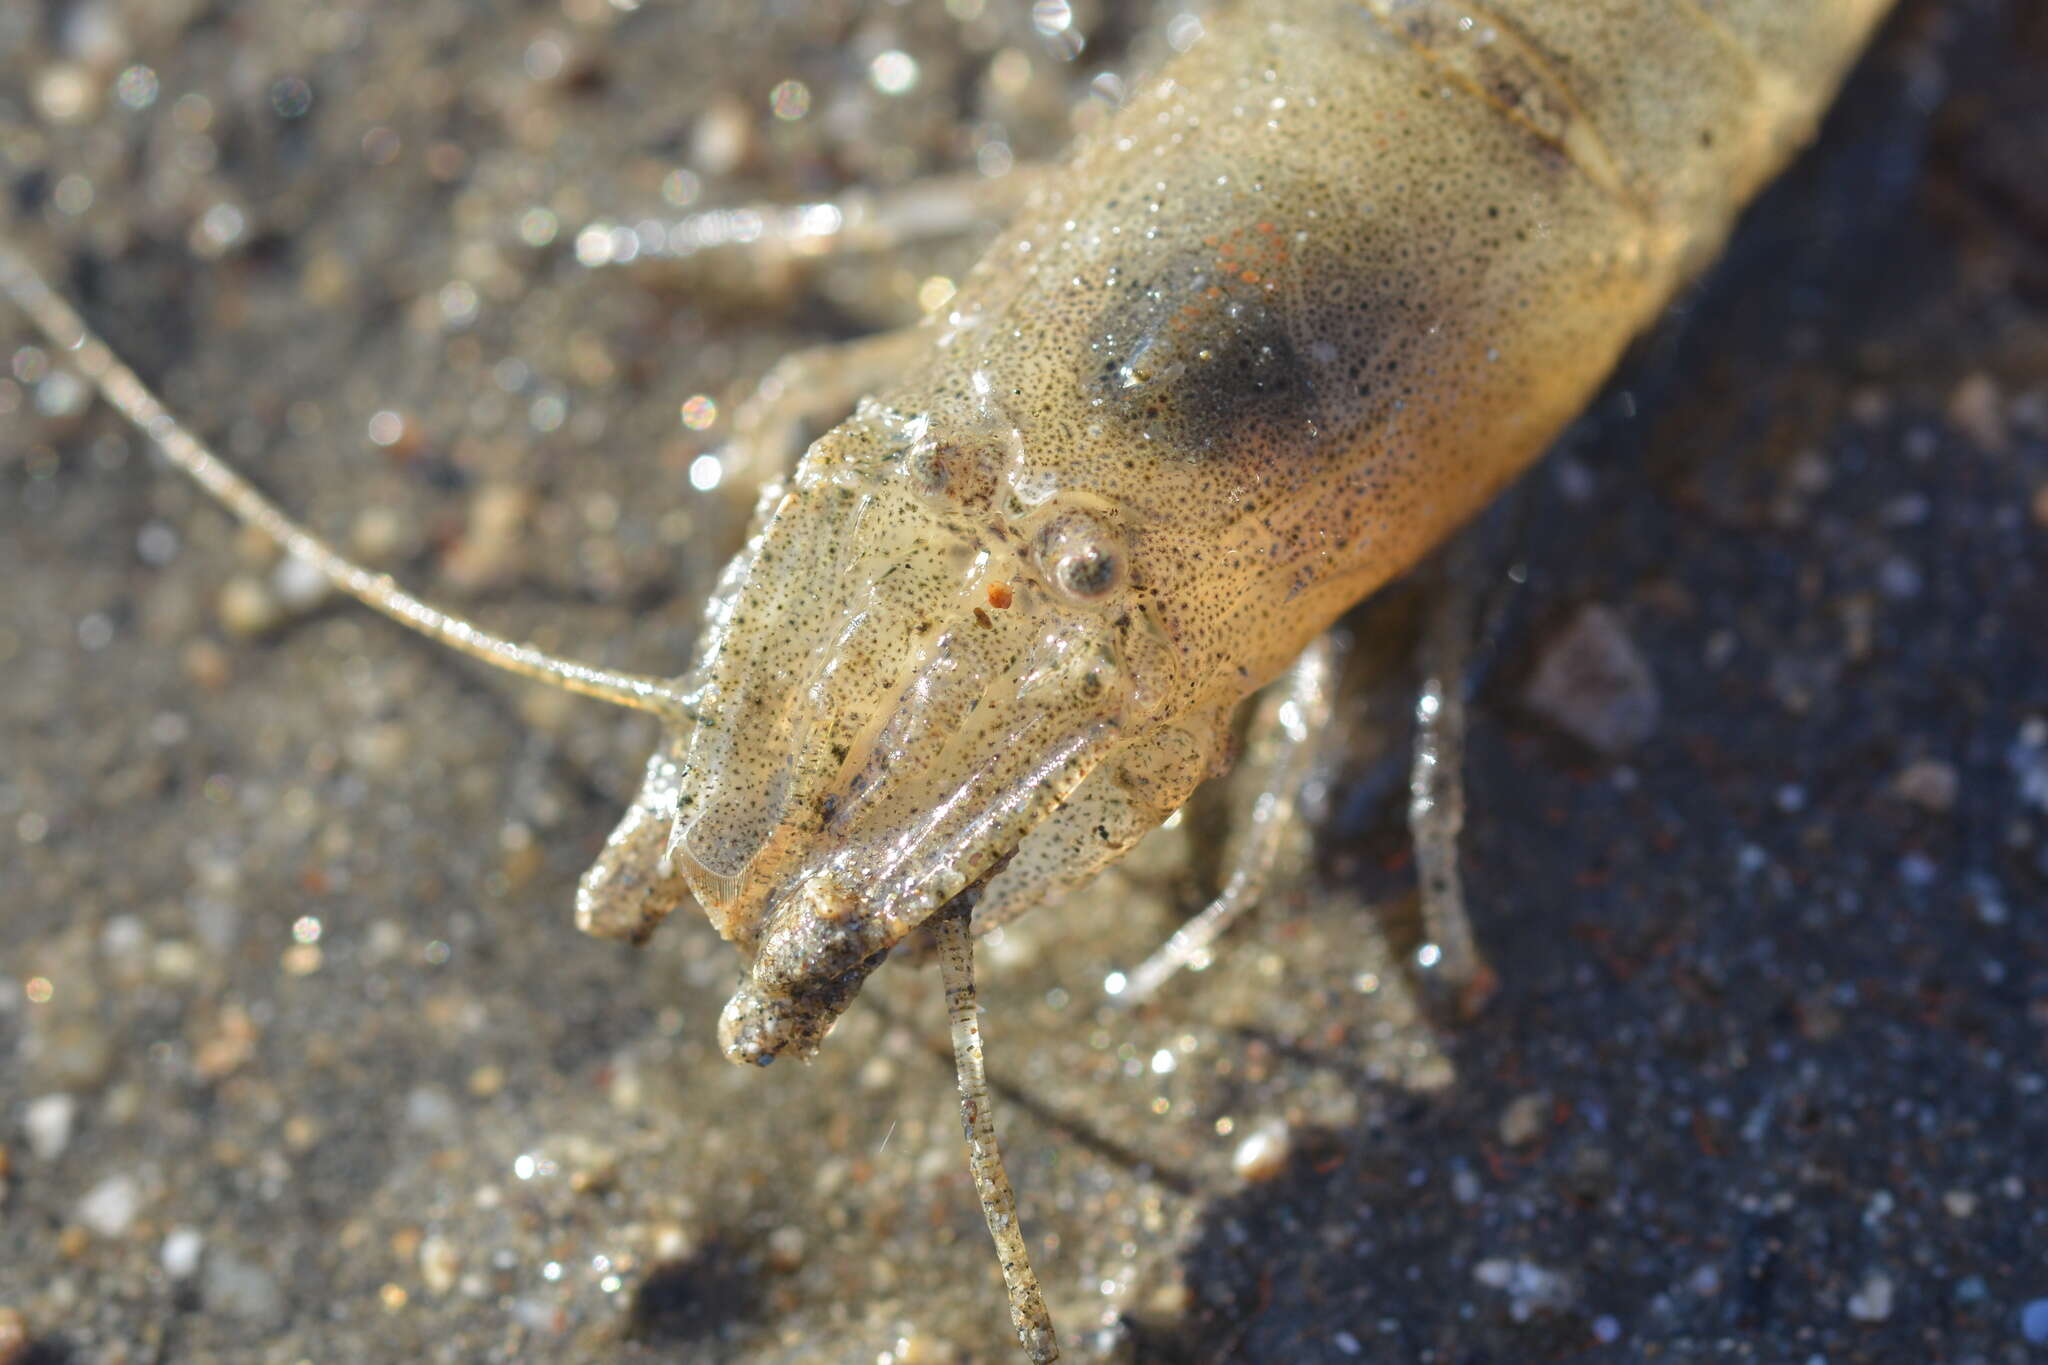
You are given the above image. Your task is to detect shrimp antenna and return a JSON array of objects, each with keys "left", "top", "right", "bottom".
[
  {"left": 0, "top": 243, "right": 689, "bottom": 722},
  {"left": 929, "top": 897, "right": 1059, "bottom": 1363}
]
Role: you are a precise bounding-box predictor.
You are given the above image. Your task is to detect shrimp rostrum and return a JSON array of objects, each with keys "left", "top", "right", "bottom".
[{"left": 2, "top": 0, "right": 1896, "bottom": 1358}]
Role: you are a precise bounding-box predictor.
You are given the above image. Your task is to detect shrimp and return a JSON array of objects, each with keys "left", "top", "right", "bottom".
[
  {"left": 0, "top": 1, "right": 1899, "bottom": 1358},
  {"left": 642, "top": 0, "right": 1893, "bottom": 1062}
]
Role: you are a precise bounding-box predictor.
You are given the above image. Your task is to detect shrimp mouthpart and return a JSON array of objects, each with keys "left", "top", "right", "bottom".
[
  {"left": 703, "top": 647, "right": 1136, "bottom": 1056},
  {"left": 707, "top": 718, "right": 1123, "bottom": 1065}
]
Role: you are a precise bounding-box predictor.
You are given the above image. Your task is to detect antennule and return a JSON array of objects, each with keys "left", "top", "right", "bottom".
[{"left": 0, "top": 242, "right": 688, "bottom": 721}]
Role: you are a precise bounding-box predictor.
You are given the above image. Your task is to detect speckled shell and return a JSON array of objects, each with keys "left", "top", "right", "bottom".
[{"left": 586, "top": 0, "right": 1895, "bottom": 1062}]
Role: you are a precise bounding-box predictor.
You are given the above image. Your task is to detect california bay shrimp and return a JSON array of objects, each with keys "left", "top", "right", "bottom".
[{"left": 0, "top": 1, "right": 1899, "bottom": 1357}]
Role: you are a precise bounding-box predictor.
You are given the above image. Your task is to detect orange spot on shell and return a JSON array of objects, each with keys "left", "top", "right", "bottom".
[{"left": 986, "top": 582, "right": 1013, "bottom": 609}]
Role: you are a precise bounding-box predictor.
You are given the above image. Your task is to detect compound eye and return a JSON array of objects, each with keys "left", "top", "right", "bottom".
[
  {"left": 1055, "top": 544, "right": 1122, "bottom": 600},
  {"left": 1036, "top": 510, "right": 1127, "bottom": 605}
]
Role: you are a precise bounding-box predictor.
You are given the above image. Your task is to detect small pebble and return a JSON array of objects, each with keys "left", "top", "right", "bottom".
[
  {"left": 650, "top": 1222, "right": 695, "bottom": 1261},
  {"left": 193, "top": 1005, "right": 259, "bottom": 1081},
  {"left": 23, "top": 1094, "right": 77, "bottom": 1161},
  {"left": 765, "top": 1224, "right": 806, "bottom": 1272},
  {"left": 1947, "top": 372, "right": 2008, "bottom": 452},
  {"left": 1891, "top": 758, "right": 1960, "bottom": 813},
  {"left": 419, "top": 1234, "right": 461, "bottom": 1295},
  {"left": 440, "top": 482, "right": 537, "bottom": 591},
  {"left": 34, "top": 63, "right": 97, "bottom": 123},
  {"left": 1846, "top": 1271, "right": 1894, "bottom": 1323},
  {"left": 201, "top": 1250, "right": 287, "bottom": 1326},
  {"left": 1498, "top": 1092, "right": 1550, "bottom": 1148},
  {"left": 891, "top": 1334, "right": 958, "bottom": 1365},
  {"left": 270, "top": 553, "right": 330, "bottom": 611},
  {"left": 217, "top": 575, "right": 284, "bottom": 638},
  {"left": 1847, "top": 385, "right": 1891, "bottom": 425},
  {"left": 692, "top": 97, "right": 758, "bottom": 176},
  {"left": 351, "top": 506, "right": 407, "bottom": 563},
  {"left": 1473, "top": 1257, "right": 1574, "bottom": 1322},
  {"left": 404, "top": 1086, "right": 460, "bottom": 1134},
  {"left": 1897, "top": 852, "right": 1938, "bottom": 888},
  {"left": 77, "top": 1172, "right": 142, "bottom": 1237},
  {"left": 389, "top": 1226, "right": 422, "bottom": 1263},
  {"left": 346, "top": 722, "right": 411, "bottom": 779},
  {"left": 1876, "top": 555, "right": 1922, "bottom": 601},
  {"left": 180, "top": 639, "right": 233, "bottom": 690},
  {"left": 1230, "top": 1120, "right": 1293, "bottom": 1183},
  {"left": 162, "top": 1227, "right": 205, "bottom": 1279},
  {"left": 1786, "top": 446, "right": 1833, "bottom": 493},
  {"left": 566, "top": 1152, "right": 619, "bottom": 1195},
  {"left": 1520, "top": 604, "right": 1660, "bottom": 755}
]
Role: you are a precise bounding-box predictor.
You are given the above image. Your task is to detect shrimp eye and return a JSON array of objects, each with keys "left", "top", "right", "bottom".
[
  {"left": 1036, "top": 510, "right": 1127, "bottom": 604},
  {"left": 1054, "top": 545, "right": 1122, "bottom": 600}
]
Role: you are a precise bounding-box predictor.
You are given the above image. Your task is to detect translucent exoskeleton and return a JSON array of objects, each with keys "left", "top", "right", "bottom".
[{"left": 1, "top": 1, "right": 1899, "bottom": 1357}]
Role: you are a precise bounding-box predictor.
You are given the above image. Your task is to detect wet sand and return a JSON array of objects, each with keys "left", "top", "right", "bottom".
[{"left": 3, "top": 2, "right": 2045, "bottom": 1362}]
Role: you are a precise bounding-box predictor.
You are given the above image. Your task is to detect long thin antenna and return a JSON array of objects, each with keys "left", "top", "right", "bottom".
[
  {"left": 0, "top": 242, "right": 688, "bottom": 721},
  {"left": 930, "top": 898, "right": 1059, "bottom": 1363}
]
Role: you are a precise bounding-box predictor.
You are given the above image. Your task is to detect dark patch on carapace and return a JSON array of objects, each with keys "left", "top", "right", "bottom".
[{"left": 1083, "top": 245, "right": 1322, "bottom": 457}]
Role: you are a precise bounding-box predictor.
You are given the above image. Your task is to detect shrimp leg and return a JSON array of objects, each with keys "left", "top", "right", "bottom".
[
  {"left": 1109, "top": 632, "right": 1343, "bottom": 1004},
  {"left": 1407, "top": 551, "right": 1495, "bottom": 1014},
  {"left": 572, "top": 170, "right": 1040, "bottom": 277}
]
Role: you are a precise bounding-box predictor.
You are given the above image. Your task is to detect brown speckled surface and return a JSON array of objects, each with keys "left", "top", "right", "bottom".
[{"left": 2, "top": 3, "right": 2045, "bottom": 1363}]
